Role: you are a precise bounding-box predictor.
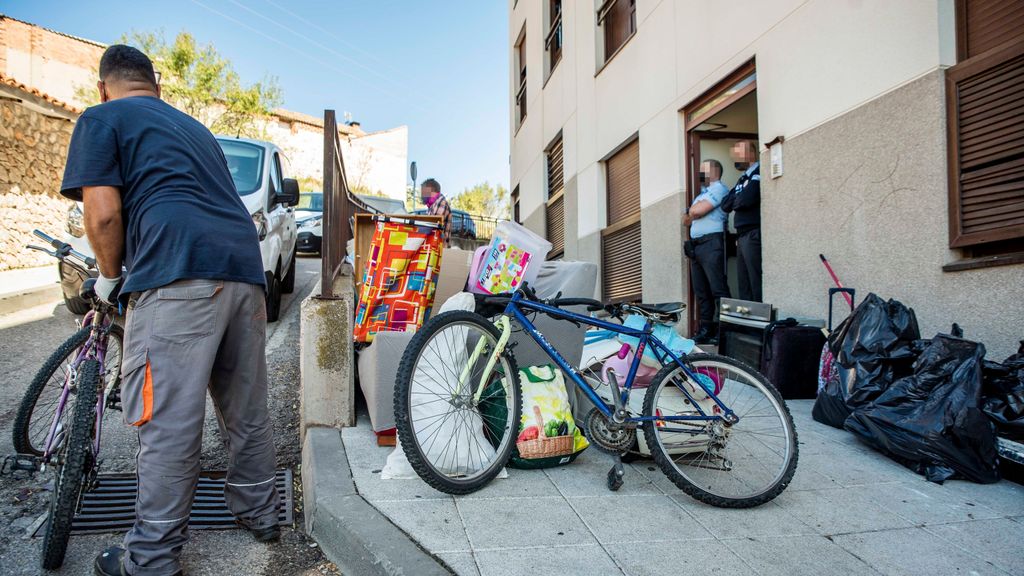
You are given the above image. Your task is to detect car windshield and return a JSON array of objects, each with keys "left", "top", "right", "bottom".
[
  {"left": 298, "top": 192, "right": 324, "bottom": 212},
  {"left": 217, "top": 139, "right": 264, "bottom": 195}
]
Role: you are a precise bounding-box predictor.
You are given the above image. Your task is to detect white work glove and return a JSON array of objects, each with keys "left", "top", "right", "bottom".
[{"left": 95, "top": 274, "right": 123, "bottom": 305}]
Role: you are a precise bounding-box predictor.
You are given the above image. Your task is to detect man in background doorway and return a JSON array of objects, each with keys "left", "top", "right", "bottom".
[
  {"left": 421, "top": 178, "right": 452, "bottom": 247},
  {"left": 723, "top": 141, "right": 762, "bottom": 302},
  {"left": 684, "top": 159, "right": 731, "bottom": 345}
]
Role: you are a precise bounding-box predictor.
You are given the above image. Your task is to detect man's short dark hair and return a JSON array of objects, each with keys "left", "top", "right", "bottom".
[
  {"left": 703, "top": 159, "right": 723, "bottom": 179},
  {"left": 99, "top": 45, "right": 158, "bottom": 88},
  {"left": 421, "top": 178, "right": 441, "bottom": 194}
]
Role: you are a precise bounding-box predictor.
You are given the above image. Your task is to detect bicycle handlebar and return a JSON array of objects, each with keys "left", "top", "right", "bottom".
[
  {"left": 30, "top": 229, "right": 96, "bottom": 270},
  {"left": 484, "top": 282, "right": 620, "bottom": 318}
]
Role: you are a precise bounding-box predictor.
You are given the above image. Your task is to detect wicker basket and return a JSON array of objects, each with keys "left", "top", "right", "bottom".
[{"left": 517, "top": 405, "right": 573, "bottom": 459}]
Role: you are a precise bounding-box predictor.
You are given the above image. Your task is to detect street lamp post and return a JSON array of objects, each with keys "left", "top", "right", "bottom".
[{"left": 410, "top": 161, "right": 418, "bottom": 210}]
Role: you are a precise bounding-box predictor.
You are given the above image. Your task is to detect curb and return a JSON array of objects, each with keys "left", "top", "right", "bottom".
[
  {"left": 0, "top": 284, "right": 63, "bottom": 316},
  {"left": 301, "top": 427, "right": 453, "bottom": 576}
]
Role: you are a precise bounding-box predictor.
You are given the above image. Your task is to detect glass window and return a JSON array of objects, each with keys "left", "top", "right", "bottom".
[
  {"left": 218, "top": 139, "right": 265, "bottom": 195},
  {"left": 298, "top": 192, "right": 324, "bottom": 212},
  {"left": 270, "top": 152, "right": 283, "bottom": 196}
]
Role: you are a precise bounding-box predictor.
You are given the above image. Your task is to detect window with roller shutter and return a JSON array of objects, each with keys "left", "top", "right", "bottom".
[
  {"left": 515, "top": 27, "right": 528, "bottom": 129},
  {"left": 601, "top": 138, "right": 642, "bottom": 302},
  {"left": 597, "top": 0, "right": 636, "bottom": 64},
  {"left": 946, "top": 0, "right": 1024, "bottom": 250},
  {"left": 546, "top": 135, "right": 565, "bottom": 258}
]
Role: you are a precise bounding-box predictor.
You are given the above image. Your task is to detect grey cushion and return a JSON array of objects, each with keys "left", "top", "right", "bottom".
[{"left": 507, "top": 260, "right": 598, "bottom": 419}]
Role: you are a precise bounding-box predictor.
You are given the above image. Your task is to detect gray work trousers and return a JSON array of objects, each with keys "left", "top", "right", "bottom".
[{"left": 119, "top": 279, "right": 279, "bottom": 575}]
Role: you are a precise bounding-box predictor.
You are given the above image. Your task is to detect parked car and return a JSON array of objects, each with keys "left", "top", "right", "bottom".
[
  {"left": 295, "top": 191, "right": 323, "bottom": 254},
  {"left": 411, "top": 208, "right": 478, "bottom": 239},
  {"left": 60, "top": 136, "right": 299, "bottom": 322},
  {"left": 356, "top": 193, "right": 407, "bottom": 215}
]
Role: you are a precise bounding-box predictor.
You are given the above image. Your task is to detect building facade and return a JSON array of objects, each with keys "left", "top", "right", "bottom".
[{"left": 509, "top": 0, "right": 1024, "bottom": 358}]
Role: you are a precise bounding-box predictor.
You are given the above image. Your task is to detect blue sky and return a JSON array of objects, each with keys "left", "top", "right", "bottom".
[{"left": 5, "top": 0, "right": 510, "bottom": 196}]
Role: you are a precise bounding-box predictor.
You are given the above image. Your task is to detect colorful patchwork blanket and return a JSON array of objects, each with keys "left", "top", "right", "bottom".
[{"left": 353, "top": 217, "right": 444, "bottom": 342}]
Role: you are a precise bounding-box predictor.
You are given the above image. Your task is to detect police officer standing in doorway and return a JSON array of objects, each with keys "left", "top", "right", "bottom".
[
  {"left": 684, "top": 159, "right": 731, "bottom": 345},
  {"left": 723, "top": 141, "right": 762, "bottom": 302}
]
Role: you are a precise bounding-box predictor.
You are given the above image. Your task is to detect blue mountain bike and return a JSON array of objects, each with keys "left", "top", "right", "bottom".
[{"left": 394, "top": 283, "right": 798, "bottom": 508}]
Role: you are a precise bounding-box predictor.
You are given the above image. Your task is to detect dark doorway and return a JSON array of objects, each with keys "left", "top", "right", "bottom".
[{"left": 682, "top": 61, "right": 759, "bottom": 337}]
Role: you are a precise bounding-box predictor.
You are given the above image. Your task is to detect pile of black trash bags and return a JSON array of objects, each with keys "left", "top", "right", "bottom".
[{"left": 813, "top": 293, "right": 1024, "bottom": 484}]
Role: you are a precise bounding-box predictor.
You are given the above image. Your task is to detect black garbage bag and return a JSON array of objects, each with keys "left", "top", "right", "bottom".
[
  {"left": 982, "top": 341, "right": 1024, "bottom": 441},
  {"left": 812, "top": 293, "right": 920, "bottom": 428},
  {"left": 845, "top": 334, "right": 1000, "bottom": 484}
]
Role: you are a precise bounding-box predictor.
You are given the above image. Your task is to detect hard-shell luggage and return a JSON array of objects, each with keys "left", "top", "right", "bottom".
[{"left": 761, "top": 321, "right": 826, "bottom": 399}]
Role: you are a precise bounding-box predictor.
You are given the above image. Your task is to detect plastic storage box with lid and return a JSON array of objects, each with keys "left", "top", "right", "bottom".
[{"left": 471, "top": 221, "right": 552, "bottom": 294}]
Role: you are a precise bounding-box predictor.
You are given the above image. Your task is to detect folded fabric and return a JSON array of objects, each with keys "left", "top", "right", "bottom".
[{"left": 619, "top": 315, "right": 695, "bottom": 367}]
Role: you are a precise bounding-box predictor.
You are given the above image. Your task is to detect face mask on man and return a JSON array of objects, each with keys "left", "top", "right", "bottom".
[
  {"left": 698, "top": 172, "right": 707, "bottom": 184},
  {"left": 735, "top": 162, "right": 750, "bottom": 171}
]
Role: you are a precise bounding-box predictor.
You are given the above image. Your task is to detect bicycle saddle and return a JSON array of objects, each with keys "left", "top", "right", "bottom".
[
  {"left": 628, "top": 302, "right": 686, "bottom": 322},
  {"left": 632, "top": 302, "right": 685, "bottom": 315},
  {"left": 79, "top": 277, "right": 97, "bottom": 301}
]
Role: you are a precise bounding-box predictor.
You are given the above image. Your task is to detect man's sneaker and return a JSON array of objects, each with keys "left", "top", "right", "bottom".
[
  {"left": 94, "top": 546, "right": 183, "bottom": 576},
  {"left": 239, "top": 521, "right": 281, "bottom": 543}
]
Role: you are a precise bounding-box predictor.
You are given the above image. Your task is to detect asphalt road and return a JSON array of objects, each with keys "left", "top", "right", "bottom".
[{"left": 0, "top": 255, "right": 340, "bottom": 575}]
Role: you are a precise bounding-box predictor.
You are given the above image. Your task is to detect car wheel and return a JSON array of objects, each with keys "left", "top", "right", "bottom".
[
  {"left": 281, "top": 247, "right": 297, "bottom": 294},
  {"left": 266, "top": 272, "right": 282, "bottom": 323},
  {"left": 63, "top": 295, "right": 91, "bottom": 315}
]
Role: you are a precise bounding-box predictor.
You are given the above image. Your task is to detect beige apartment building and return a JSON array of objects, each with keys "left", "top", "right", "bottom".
[{"left": 509, "top": 0, "right": 1023, "bottom": 358}]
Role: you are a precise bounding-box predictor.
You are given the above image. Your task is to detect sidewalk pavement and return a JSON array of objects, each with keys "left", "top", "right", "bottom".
[
  {"left": 308, "top": 400, "right": 1024, "bottom": 576},
  {"left": 0, "top": 265, "right": 61, "bottom": 314}
]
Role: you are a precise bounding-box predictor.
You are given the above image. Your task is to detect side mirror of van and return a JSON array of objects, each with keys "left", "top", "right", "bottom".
[{"left": 278, "top": 178, "right": 300, "bottom": 207}]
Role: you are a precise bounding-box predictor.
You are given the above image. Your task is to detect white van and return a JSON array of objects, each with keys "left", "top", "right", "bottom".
[{"left": 61, "top": 136, "right": 298, "bottom": 322}]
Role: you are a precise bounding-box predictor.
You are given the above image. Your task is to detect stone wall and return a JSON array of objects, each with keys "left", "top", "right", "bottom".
[{"left": 0, "top": 99, "right": 75, "bottom": 271}]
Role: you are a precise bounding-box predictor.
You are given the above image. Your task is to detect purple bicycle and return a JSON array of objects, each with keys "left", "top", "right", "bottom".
[{"left": 10, "top": 230, "right": 123, "bottom": 569}]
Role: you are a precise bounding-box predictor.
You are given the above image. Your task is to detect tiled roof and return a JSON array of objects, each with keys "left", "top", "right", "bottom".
[
  {"left": 0, "top": 14, "right": 107, "bottom": 48},
  {"left": 272, "top": 108, "right": 365, "bottom": 136},
  {"left": 0, "top": 73, "right": 82, "bottom": 115}
]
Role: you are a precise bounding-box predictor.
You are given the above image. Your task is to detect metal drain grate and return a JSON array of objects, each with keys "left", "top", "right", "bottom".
[{"left": 34, "top": 469, "right": 293, "bottom": 536}]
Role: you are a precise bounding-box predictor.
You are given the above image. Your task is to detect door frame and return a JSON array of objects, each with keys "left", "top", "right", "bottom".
[{"left": 680, "top": 58, "right": 758, "bottom": 336}]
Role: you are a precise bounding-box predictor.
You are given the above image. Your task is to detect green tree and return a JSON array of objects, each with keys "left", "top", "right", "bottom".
[
  {"left": 451, "top": 182, "right": 509, "bottom": 220},
  {"left": 75, "top": 30, "right": 281, "bottom": 138}
]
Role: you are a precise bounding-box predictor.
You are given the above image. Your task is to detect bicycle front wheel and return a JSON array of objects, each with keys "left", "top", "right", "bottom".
[
  {"left": 642, "top": 353, "right": 797, "bottom": 508},
  {"left": 13, "top": 323, "right": 122, "bottom": 457},
  {"left": 41, "top": 358, "right": 99, "bottom": 569},
  {"left": 394, "top": 310, "right": 521, "bottom": 495}
]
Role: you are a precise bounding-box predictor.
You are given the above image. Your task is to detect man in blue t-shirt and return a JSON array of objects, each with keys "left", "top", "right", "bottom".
[
  {"left": 60, "top": 45, "right": 279, "bottom": 576},
  {"left": 683, "top": 159, "right": 731, "bottom": 344}
]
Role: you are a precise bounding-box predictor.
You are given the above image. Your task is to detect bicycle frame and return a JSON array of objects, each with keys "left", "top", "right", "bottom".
[
  {"left": 42, "top": 309, "right": 110, "bottom": 461},
  {"left": 499, "top": 291, "right": 738, "bottom": 427}
]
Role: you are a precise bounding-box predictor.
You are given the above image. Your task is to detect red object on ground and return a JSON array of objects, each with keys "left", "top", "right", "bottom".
[{"left": 819, "top": 254, "right": 853, "bottom": 307}]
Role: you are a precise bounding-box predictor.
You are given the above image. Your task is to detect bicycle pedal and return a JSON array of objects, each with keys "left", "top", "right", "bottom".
[{"left": 1, "top": 454, "right": 42, "bottom": 477}]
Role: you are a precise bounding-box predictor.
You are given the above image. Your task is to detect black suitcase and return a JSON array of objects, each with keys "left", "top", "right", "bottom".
[{"left": 760, "top": 321, "right": 826, "bottom": 399}]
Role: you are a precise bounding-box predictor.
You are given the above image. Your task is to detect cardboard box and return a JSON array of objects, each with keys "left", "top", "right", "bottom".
[{"left": 433, "top": 247, "right": 475, "bottom": 308}]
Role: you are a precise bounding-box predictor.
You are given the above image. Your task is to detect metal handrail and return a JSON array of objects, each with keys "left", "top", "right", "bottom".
[{"left": 319, "top": 109, "right": 380, "bottom": 299}]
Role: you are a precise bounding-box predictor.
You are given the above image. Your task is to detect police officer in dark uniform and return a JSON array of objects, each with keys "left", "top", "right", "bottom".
[{"left": 722, "top": 141, "right": 762, "bottom": 302}]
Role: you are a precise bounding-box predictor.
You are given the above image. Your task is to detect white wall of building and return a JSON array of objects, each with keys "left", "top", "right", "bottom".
[
  {"left": 263, "top": 118, "right": 408, "bottom": 200},
  {"left": 510, "top": 0, "right": 956, "bottom": 233},
  {"left": 341, "top": 126, "right": 409, "bottom": 201}
]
